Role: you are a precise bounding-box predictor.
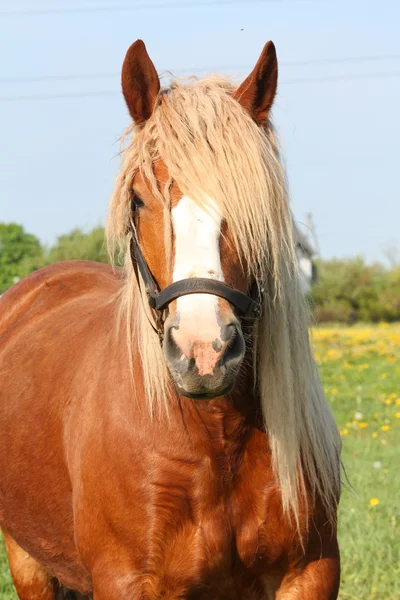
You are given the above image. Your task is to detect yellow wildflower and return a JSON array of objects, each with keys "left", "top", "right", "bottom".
[
  {"left": 331, "top": 388, "right": 338, "bottom": 394},
  {"left": 369, "top": 498, "right": 380, "bottom": 507},
  {"left": 396, "top": 399, "right": 400, "bottom": 406},
  {"left": 395, "top": 412, "right": 400, "bottom": 419},
  {"left": 359, "top": 422, "right": 368, "bottom": 428},
  {"left": 381, "top": 425, "right": 390, "bottom": 431},
  {"left": 385, "top": 399, "right": 393, "bottom": 405},
  {"left": 372, "top": 432, "right": 378, "bottom": 438},
  {"left": 340, "top": 428, "right": 349, "bottom": 436}
]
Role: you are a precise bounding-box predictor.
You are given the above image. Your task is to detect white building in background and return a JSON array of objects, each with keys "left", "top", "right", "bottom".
[{"left": 293, "top": 219, "right": 318, "bottom": 295}]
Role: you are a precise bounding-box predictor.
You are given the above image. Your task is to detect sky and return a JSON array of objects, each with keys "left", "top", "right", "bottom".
[{"left": 1, "top": 0, "right": 399, "bottom": 264}]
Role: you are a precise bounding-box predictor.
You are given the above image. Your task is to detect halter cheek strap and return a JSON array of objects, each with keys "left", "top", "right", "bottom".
[{"left": 128, "top": 201, "right": 262, "bottom": 342}]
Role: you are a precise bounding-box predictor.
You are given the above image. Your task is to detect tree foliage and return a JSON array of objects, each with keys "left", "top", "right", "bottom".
[
  {"left": 312, "top": 258, "right": 400, "bottom": 323},
  {"left": 0, "top": 223, "right": 44, "bottom": 292},
  {"left": 0, "top": 223, "right": 110, "bottom": 294},
  {"left": 48, "top": 226, "right": 108, "bottom": 264}
]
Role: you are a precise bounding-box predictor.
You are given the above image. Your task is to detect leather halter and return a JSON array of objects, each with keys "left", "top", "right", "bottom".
[{"left": 127, "top": 198, "right": 262, "bottom": 342}]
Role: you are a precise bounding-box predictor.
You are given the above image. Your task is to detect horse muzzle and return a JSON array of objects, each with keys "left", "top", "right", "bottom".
[{"left": 163, "top": 315, "right": 246, "bottom": 400}]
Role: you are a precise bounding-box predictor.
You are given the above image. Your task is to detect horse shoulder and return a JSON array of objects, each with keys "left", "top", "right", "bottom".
[{"left": 0, "top": 261, "right": 125, "bottom": 595}]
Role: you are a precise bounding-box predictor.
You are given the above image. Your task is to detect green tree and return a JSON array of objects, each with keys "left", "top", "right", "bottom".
[
  {"left": 48, "top": 226, "right": 109, "bottom": 264},
  {"left": 311, "top": 258, "right": 400, "bottom": 323},
  {"left": 378, "top": 266, "right": 400, "bottom": 321},
  {"left": 0, "top": 223, "right": 44, "bottom": 293}
]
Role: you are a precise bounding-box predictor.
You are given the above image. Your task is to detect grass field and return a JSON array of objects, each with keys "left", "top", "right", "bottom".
[{"left": 1, "top": 324, "right": 399, "bottom": 599}]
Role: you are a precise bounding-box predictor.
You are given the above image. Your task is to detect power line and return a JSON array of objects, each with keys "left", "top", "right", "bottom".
[
  {"left": 283, "top": 69, "right": 400, "bottom": 84},
  {"left": 0, "top": 0, "right": 329, "bottom": 17},
  {"left": 0, "top": 90, "right": 118, "bottom": 103},
  {"left": 282, "top": 53, "right": 400, "bottom": 67},
  {"left": 1, "top": 69, "right": 400, "bottom": 103},
  {"left": 1, "top": 72, "right": 118, "bottom": 85},
  {"left": 3, "top": 53, "right": 400, "bottom": 85}
]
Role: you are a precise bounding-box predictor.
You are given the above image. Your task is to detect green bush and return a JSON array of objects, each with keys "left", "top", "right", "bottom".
[
  {"left": 0, "top": 224, "right": 110, "bottom": 294},
  {"left": 0, "top": 223, "right": 45, "bottom": 293},
  {"left": 48, "top": 226, "right": 108, "bottom": 264},
  {"left": 312, "top": 258, "right": 400, "bottom": 323},
  {"left": 313, "top": 300, "right": 353, "bottom": 324}
]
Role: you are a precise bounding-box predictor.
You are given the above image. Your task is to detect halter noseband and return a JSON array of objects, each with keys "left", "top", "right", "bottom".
[{"left": 127, "top": 198, "right": 262, "bottom": 343}]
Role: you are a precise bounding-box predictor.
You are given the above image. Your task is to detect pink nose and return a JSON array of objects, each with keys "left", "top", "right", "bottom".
[
  {"left": 171, "top": 328, "right": 224, "bottom": 376},
  {"left": 186, "top": 339, "right": 223, "bottom": 376}
]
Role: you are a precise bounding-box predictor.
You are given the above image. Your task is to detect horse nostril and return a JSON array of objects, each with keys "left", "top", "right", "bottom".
[
  {"left": 221, "top": 324, "right": 245, "bottom": 367},
  {"left": 164, "top": 322, "right": 184, "bottom": 364}
]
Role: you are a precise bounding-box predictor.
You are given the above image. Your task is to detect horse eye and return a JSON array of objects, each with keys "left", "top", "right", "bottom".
[{"left": 130, "top": 191, "right": 145, "bottom": 210}]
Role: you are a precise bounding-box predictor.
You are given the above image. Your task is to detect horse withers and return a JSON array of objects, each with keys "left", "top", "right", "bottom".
[{"left": 0, "top": 40, "right": 341, "bottom": 599}]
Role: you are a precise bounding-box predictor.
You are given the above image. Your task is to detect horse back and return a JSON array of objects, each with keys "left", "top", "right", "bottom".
[{"left": 0, "top": 261, "right": 121, "bottom": 338}]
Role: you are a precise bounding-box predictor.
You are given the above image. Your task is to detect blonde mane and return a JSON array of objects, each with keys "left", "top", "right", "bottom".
[{"left": 106, "top": 76, "right": 341, "bottom": 528}]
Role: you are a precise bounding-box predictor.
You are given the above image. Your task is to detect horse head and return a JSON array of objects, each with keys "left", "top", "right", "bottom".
[{"left": 117, "top": 39, "right": 278, "bottom": 400}]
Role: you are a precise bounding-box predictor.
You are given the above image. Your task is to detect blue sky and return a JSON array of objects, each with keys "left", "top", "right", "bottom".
[{"left": 1, "top": 0, "right": 399, "bottom": 263}]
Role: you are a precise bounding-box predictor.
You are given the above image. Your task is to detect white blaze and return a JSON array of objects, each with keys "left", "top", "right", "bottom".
[{"left": 171, "top": 195, "right": 223, "bottom": 324}]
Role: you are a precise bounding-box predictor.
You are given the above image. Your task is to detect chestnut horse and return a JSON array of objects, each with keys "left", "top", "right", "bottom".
[{"left": 0, "top": 40, "right": 341, "bottom": 599}]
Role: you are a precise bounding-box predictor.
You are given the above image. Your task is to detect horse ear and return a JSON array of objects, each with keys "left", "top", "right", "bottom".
[
  {"left": 234, "top": 41, "right": 278, "bottom": 125},
  {"left": 121, "top": 40, "right": 160, "bottom": 125}
]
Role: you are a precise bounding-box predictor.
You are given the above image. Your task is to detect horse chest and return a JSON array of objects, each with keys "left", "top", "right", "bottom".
[{"left": 80, "top": 432, "right": 294, "bottom": 599}]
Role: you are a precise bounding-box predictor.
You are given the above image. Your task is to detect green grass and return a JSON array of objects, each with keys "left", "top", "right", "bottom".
[
  {"left": 312, "top": 324, "right": 400, "bottom": 599},
  {"left": 1, "top": 324, "right": 399, "bottom": 599},
  {"left": 0, "top": 543, "right": 13, "bottom": 600}
]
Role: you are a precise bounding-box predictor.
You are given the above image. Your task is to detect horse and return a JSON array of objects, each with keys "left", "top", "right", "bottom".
[{"left": 0, "top": 40, "right": 342, "bottom": 599}]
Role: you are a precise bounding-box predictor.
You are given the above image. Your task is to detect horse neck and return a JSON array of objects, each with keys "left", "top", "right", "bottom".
[
  {"left": 180, "top": 359, "right": 263, "bottom": 445},
  {"left": 228, "top": 360, "right": 262, "bottom": 427}
]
